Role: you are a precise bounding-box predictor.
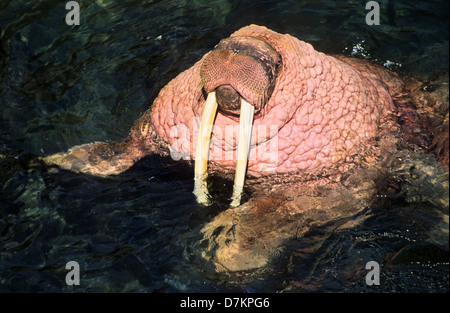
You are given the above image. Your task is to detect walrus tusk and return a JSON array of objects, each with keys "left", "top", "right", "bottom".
[
  {"left": 193, "top": 92, "right": 254, "bottom": 207},
  {"left": 194, "top": 91, "right": 218, "bottom": 205},
  {"left": 230, "top": 98, "right": 254, "bottom": 207}
]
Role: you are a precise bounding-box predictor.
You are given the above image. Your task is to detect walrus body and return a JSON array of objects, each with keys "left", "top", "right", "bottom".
[
  {"left": 44, "top": 25, "right": 407, "bottom": 178},
  {"left": 43, "top": 25, "right": 448, "bottom": 271}
]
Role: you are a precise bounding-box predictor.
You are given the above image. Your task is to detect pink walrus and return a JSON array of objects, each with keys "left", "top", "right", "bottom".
[
  {"left": 43, "top": 25, "right": 447, "bottom": 270},
  {"left": 43, "top": 25, "right": 406, "bottom": 203}
]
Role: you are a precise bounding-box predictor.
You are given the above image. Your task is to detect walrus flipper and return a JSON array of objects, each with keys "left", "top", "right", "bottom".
[{"left": 41, "top": 140, "right": 140, "bottom": 177}]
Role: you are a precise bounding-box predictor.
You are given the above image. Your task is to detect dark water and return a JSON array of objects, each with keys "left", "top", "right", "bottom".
[{"left": 0, "top": 0, "right": 448, "bottom": 292}]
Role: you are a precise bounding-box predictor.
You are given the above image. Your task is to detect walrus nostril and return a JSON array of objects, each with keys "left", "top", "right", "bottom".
[{"left": 216, "top": 85, "right": 242, "bottom": 113}]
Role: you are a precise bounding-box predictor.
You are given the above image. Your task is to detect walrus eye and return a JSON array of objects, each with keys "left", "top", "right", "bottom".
[{"left": 276, "top": 58, "right": 282, "bottom": 68}]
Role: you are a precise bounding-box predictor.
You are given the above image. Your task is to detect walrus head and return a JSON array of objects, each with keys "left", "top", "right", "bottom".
[
  {"left": 200, "top": 36, "right": 282, "bottom": 114},
  {"left": 194, "top": 36, "right": 282, "bottom": 206}
]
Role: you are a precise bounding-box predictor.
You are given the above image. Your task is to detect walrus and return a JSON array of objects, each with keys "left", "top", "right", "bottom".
[{"left": 42, "top": 25, "right": 448, "bottom": 271}]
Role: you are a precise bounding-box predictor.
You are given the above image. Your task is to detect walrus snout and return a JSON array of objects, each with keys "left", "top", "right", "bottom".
[{"left": 200, "top": 36, "right": 282, "bottom": 111}]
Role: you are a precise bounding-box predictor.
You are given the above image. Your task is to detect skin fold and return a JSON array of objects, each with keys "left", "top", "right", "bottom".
[{"left": 42, "top": 25, "right": 448, "bottom": 271}]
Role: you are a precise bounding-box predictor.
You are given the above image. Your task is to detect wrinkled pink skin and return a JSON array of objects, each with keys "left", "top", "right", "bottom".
[
  {"left": 45, "top": 25, "right": 406, "bottom": 179},
  {"left": 143, "top": 25, "right": 401, "bottom": 177}
]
